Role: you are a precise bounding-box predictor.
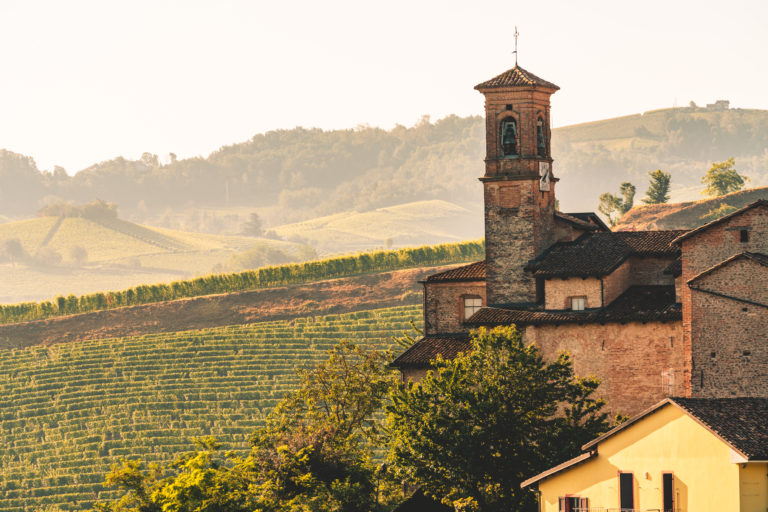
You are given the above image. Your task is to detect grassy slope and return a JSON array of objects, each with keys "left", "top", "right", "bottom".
[
  {"left": 0, "top": 217, "right": 298, "bottom": 303},
  {"left": 614, "top": 186, "right": 768, "bottom": 230},
  {"left": 271, "top": 199, "right": 482, "bottom": 253},
  {"left": 0, "top": 304, "right": 422, "bottom": 511}
]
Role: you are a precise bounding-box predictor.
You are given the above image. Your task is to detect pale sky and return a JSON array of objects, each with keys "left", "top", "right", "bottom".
[{"left": 1, "top": 0, "right": 766, "bottom": 174}]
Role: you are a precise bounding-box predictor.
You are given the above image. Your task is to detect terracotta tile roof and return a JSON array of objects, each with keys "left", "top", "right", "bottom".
[
  {"left": 424, "top": 261, "right": 486, "bottom": 283},
  {"left": 466, "top": 286, "right": 680, "bottom": 327},
  {"left": 583, "top": 397, "right": 768, "bottom": 461},
  {"left": 529, "top": 231, "right": 686, "bottom": 278},
  {"left": 671, "top": 397, "right": 768, "bottom": 460},
  {"left": 554, "top": 211, "right": 603, "bottom": 232},
  {"left": 474, "top": 65, "right": 560, "bottom": 91},
  {"left": 390, "top": 334, "right": 471, "bottom": 369},
  {"left": 672, "top": 199, "right": 768, "bottom": 244},
  {"left": 663, "top": 259, "right": 682, "bottom": 277}
]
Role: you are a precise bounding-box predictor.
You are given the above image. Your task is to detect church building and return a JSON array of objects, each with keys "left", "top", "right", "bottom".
[{"left": 391, "top": 64, "right": 768, "bottom": 416}]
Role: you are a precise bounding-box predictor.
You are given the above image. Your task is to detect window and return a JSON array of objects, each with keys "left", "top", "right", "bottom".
[
  {"left": 570, "top": 296, "right": 586, "bottom": 311},
  {"left": 558, "top": 496, "right": 588, "bottom": 512},
  {"left": 619, "top": 472, "right": 634, "bottom": 510},
  {"left": 740, "top": 229, "right": 750, "bottom": 242},
  {"left": 500, "top": 118, "right": 518, "bottom": 156},
  {"left": 662, "top": 473, "right": 675, "bottom": 512},
  {"left": 464, "top": 297, "right": 482, "bottom": 320},
  {"left": 662, "top": 368, "right": 675, "bottom": 396}
]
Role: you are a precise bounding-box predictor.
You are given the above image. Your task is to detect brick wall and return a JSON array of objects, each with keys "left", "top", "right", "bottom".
[
  {"left": 524, "top": 321, "right": 685, "bottom": 417},
  {"left": 681, "top": 206, "right": 768, "bottom": 396},
  {"left": 688, "top": 256, "right": 768, "bottom": 397},
  {"left": 423, "top": 281, "right": 486, "bottom": 335},
  {"left": 544, "top": 277, "right": 602, "bottom": 310}
]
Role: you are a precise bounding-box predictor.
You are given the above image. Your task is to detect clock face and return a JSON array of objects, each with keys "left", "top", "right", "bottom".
[{"left": 539, "top": 162, "right": 551, "bottom": 191}]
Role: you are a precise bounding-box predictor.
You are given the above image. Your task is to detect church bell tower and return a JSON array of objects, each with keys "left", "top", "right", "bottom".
[{"left": 475, "top": 65, "right": 559, "bottom": 306}]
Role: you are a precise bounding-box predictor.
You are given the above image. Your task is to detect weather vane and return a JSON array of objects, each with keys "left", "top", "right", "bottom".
[{"left": 513, "top": 26, "right": 519, "bottom": 66}]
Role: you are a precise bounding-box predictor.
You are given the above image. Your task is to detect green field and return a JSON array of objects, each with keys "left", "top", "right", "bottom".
[
  {"left": 0, "top": 304, "right": 422, "bottom": 511},
  {"left": 0, "top": 216, "right": 300, "bottom": 303},
  {"left": 271, "top": 199, "right": 482, "bottom": 254}
]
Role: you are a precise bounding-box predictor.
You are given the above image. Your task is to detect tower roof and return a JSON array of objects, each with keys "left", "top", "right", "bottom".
[{"left": 474, "top": 65, "right": 559, "bottom": 91}]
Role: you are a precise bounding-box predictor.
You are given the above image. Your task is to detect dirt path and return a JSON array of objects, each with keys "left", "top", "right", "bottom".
[{"left": 0, "top": 266, "right": 449, "bottom": 349}]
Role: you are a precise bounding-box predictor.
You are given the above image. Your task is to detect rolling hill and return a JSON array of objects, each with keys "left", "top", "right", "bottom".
[
  {"left": 271, "top": 199, "right": 482, "bottom": 253},
  {"left": 0, "top": 215, "right": 302, "bottom": 303},
  {"left": 0, "top": 305, "right": 422, "bottom": 511},
  {"left": 2, "top": 106, "right": 767, "bottom": 229}
]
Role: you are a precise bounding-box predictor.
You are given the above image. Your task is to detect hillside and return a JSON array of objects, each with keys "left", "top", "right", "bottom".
[
  {"left": 0, "top": 215, "right": 302, "bottom": 303},
  {"left": 0, "top": 265, "right": 442, "bottom": 349},
  {"left": 2, "top": 106, "right": 766, "bottom": 230},
  {"left": 0, "top": 305, "right": 422, "bottom": 511},
  {"left": 613, "top": 186, "right": 768, "bottom": 230},
  {"left": 271, "top": 199, "right": 482, "bottom": 253}
]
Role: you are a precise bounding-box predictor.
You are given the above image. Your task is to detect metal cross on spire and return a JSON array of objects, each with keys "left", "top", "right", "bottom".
[{"left": 513, "top": 26, "right": 519, "bottom": 66}]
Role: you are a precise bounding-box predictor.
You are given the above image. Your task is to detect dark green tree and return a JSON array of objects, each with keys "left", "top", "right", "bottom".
[
  {"left": 642, "top": 169, "right": 672, "bottom": 204},
  {"left": 386, "top": 326, "right": 613, "bottom": 512},
  {"left": 702, "top": 158, "right": 749, "bottom": 196}
]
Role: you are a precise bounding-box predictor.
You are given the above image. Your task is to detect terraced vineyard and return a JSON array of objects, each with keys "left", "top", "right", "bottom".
[{"left": 0, "top": 304, "right": 422, "bottom": 511}]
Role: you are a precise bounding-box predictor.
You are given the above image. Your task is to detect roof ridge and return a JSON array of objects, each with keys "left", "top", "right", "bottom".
[{"left": 673, "top": 199, "right": 768, "bottom": 244}]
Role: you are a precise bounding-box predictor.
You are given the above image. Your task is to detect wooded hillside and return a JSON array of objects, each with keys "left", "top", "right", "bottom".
[{"left": 1, "top": 106, "right": 767, "bottom": 223}]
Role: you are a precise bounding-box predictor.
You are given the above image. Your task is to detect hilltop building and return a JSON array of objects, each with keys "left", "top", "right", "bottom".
[{"left": 391, "top": 64, "right": 768, "bottom": 416}]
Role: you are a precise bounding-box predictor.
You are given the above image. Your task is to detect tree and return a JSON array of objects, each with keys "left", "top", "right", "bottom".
[
  {"left": 1, "top": 238, "right": 26, "bottom": 265},
  {"left": 240, "top": 213, "right": 263, "bottom": 237},
  {"left": 69, "top": 245, "right": 88, "bottom": 266},
  {"left": 386, "top": 326, "right": 613, "bottom": 512},
  {"left": 598, "top": 182, "right": 635, "bottom": 225},
  {"left": 95, "top": 341, "right": 396, "bottom": 512},
  {"left": 642, "top": 169, "right": 671, "bottom": 204},
  {"left": 702, "top": 158, "right": 749, "bottom": 196}
]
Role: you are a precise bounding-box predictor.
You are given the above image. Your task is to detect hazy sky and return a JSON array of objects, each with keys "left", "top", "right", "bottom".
[{"left": 1, "top": 0, "right": 766, "bottom": 174}]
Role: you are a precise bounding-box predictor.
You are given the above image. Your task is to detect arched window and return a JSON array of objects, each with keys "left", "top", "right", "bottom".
[
  {"left": 500, "top": 118, "right": 518, "bottom": 156},
  {"left": 537, "top": 117, "right": 546, "bottom": 157}
]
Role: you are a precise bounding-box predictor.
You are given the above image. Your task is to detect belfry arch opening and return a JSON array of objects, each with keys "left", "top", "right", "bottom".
[{"left": 500, "top": 117, "right": 518, "bottom": 157}]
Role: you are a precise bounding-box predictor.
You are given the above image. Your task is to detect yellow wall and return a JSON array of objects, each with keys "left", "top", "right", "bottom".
[
  {"left": 740, "top": 463, "right": 768, "bottom": 512},
  {"left": 537, "top": 404, "right": 757, "bottom": 511}
]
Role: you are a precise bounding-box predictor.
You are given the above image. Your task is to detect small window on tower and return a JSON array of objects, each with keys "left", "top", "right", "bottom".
[
  {"left": 464, "top": 297, "right": 482, "bottom": 320},
  {"left": 740, "top": 229, "right": 749, "bottom": 242},
  {"left": 500, "top": 118, "right": 518, "bottom": 156},
  {"left": 570, "top": 297, "right": 586, "bottom": 311},
  {"left": 537, "top": 117, "right": 546, "bottom": 157}
]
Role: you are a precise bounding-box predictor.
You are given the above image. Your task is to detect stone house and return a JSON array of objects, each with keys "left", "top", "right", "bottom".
[{"left": 390, "top": 64, "right": 768, "bottom": 416}]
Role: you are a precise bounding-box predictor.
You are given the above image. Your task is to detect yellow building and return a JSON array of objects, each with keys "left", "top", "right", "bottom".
[{"left": 522, "top": 397, "right": 768, "bottom": 512}]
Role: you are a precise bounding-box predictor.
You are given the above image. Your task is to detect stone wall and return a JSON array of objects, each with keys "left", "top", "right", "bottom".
[
  {"left": 688, "top": 256, "right": 768, "bottom": 397},
  {"left": 484, "top": 179, "right": 554, "bottom": 305},
  {"left": 544, "top": 277, "right": 602, "bottom": 310},
  {"left": 423, "top": 281, "right": 486, "bottom": 335},
  {"left": 681, "top": 205, "right": 768, "bottom": 396},
  {"left": 523, "top": 321, "right": 685, "bottom": 417}
]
